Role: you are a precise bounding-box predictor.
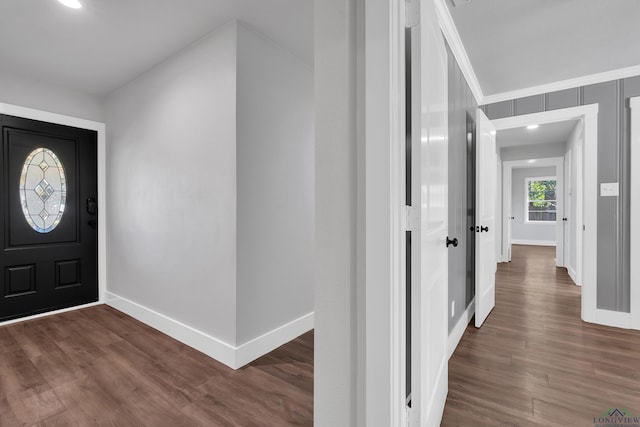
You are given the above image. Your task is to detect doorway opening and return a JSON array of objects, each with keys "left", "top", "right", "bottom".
[
  {"left": 491, "top": 104, "right": 599, "bottom": 324},
  {"left": 500, "top": 156, "right": 567, "bottom": 271}
]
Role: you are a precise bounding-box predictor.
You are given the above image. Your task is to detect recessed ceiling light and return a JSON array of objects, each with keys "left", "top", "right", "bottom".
[
  {"left": 57, "top": 0, "right": 82, "bottom": 9},
  {"left": 528, "top": 159, "right": 536, "bottom": 164},
  {"left": 490, "top": 130, "right": 496, "bottom": 136},
  {"left": 526, "top": 124, "right": 539, "bottom": 130}
]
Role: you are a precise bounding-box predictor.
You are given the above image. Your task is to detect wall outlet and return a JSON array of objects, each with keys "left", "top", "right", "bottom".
[
  {"left": 600, "top": 182, "right": 619, "bottom": 197},
  {"left": 451, "top": 301, "right": 455, "bottom": 318}
]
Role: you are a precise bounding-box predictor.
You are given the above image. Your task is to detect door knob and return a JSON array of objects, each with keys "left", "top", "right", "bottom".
[
  {"left": 86, "top": 197, "right": 97, "bottom": 215},
  {"left": 562, "top": 217, "right": 568, "bottom": 221},
  {"left": 446, "top": 237, "right": 458, "bottom": 248},
  {"left": 480, "top": 225, "right": 489, "bottom": 232}
]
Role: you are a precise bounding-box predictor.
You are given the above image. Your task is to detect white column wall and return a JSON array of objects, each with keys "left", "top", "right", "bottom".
[
  {"left": 235, "top": 23, "right": 315, "bottom": 345},
  {"left": 105, "top": 22, "right": 238, "bottom": 344}
]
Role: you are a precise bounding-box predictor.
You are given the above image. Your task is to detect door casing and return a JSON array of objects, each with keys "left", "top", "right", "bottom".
[
  {"left": 492, "top": 105, "right": 600, "bottom": 326},
  {"left": 0, "top": 102, "right": 106, "bottom": 326},
  {"left": 629, "top": 97, "right": 640, "bottom": 330},
  {"left": 501, "top": 157, "right": 565, "bottom": 266}
]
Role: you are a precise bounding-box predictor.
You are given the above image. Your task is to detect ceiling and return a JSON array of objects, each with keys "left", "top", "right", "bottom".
[
  {"left": 0, "top": 0, "right": 313, "bottom": 96},
  {"left": 3, "top": 1, "right": 638, "bottom": 102},
  {"left": 447, "top": 0, "right": 640, "bottom": 97},
  {"left": 497, "top": 119, "right": 579, "bottom": 148}
]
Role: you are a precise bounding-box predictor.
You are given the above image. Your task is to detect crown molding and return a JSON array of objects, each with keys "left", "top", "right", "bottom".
[
  {"left": 433, "top": 0, "right": 640, "bottom": 107},
  {"left": 434, "top": 0, "right": 484, "bottom": 104},
  {"left": 483, "top": 64, "right": 640, "bottom": 105}
]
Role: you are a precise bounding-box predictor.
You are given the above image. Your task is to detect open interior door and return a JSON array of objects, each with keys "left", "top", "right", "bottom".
[
  {"left": 409, "top": 0, "right": 449, "bottom": 424},
  {"left": 475, "top": 109, "right": 497, "bottom": 328}
]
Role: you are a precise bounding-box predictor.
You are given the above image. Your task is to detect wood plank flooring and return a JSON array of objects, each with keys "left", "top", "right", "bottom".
[
  {"left": 0, "top": 305, "right": 313, "bottom": 426},
  {"left": 442, "top": 245, "right": 640, "bottom": 426}
]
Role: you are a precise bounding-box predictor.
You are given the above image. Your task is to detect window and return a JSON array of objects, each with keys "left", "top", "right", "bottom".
[
  {"left": 19, "top": 147, "right": 67, "bottom": 233},
  {"left": 525, "top": 176, "right": 556, "bottom": 222}
]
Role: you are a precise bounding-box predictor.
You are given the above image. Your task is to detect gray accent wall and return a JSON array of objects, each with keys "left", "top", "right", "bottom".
[
  {"left": 447, "top": 44, "right": 477, "bottom": 333},
  {"left": 483, "top": 75, "right": 640, "bottom": 312}
]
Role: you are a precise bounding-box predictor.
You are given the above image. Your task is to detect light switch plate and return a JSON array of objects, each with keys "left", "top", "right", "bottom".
[{"left": 600, "top": 182, "right": 619, "bottom": 197}]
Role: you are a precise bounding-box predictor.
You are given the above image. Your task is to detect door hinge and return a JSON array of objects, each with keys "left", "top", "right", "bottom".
[
  {"left": 403, "top": 206, "right": 417, "bottom": 231},
  {"left": 405, "top": 0, "right": 419, "bottom": 28}
]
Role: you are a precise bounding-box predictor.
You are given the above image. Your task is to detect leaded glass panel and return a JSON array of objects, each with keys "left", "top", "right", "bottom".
[{"left": 19, "top": 148, "right": 67, "bottom": 233}]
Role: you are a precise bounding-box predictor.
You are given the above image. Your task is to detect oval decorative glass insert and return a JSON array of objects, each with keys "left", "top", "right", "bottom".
[{"left": 19, "top": 148, "right": 67, "bottom": 233}]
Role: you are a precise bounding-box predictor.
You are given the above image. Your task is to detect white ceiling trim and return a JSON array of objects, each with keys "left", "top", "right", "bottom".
[
  {"left": 483, "top": 63, "right": 640, "bottom": 105},
  {"left": 434, "top": 0, "right": 483, "bottom": 104}
]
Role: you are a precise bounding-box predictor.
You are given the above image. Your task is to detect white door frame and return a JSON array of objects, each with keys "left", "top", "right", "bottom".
[
  {"left": 629, "top": 97, "right": 640, "bottom": 330},
  {"left": 363, "top": 0, "right": 409, "bottom": 424},
  {"left": 501, "top": 157, "right": 564, "bottom": 266},
  {"left": 0, "top": 102, "right": 107, "bottom": 326},
  {"left": 492, "top": 105, "right": 599, "bottom": 325}
]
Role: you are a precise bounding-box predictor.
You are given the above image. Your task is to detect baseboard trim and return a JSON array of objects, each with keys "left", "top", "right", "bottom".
[
  {"left": 511, "top": 239, "right": 556, "bottom": 247},
  {"left": 0, "top": 301, "right": 103, "bottom": 327},
  {"left": 105, "top": 291, "right": 314, "bottom": 369},
  {"left": 448, "top": 298, "right": 475, "bottom": 360},
  {"left": 567, "top": 265, "right": 580, "bottom": 286},
  {"left": 235, "top": 311, "right": 314, "bottom": 368}
]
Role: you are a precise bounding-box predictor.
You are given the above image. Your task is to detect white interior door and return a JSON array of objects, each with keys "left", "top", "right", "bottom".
[
  {"left": 410, "top": 0, "right": 449, "bottom": 424},
  {"left": 575, "top": 140, "right": 583, "bottom": 286},
  {"left": 475, "top": 109, "right": 497, "bottom": 328},
  {"left": 507, "top": 200, "right": 513, "bottom": 262},
  {"left": 564, "top": 150, "right": 572, "bottom": 269},
  {"left": 500, "top": 162, "right": 513, "bottom": 263}
]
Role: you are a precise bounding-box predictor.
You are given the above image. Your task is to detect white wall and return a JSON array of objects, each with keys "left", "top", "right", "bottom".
[
  {"left": 314, "top": 0, "right": 360, "bottom": 424},
  {"left": 511, "top": 166, "right": 557, "bottom": 244},
  {"left": 105, "top": 20, "right": 314, "bottom": 367},
  {"left": 235, "top": 23, "right": 314, "bottom": 345},
  {"left": 105, "top": 22, "right": 239, "bottom": 343},
  {"left": 0, "top": 68, "right": 104, "bottom": 122}
]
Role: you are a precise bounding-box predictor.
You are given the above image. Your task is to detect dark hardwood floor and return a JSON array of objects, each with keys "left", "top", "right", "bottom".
[
  {"left": 442, "top": 245, "right": 640, "bottom": 426},
  {"left": 0, "top": 305, "right": 313, "bottom": 426}
]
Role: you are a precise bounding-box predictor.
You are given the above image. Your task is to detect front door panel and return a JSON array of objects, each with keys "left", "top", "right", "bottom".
[{"left": 0, "top": 114, "right": 98, "bottom": 321}]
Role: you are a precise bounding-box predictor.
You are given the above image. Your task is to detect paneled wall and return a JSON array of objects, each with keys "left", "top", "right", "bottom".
[
  {"left": 483, "top": 76, "right": 640, "bottom": 312},
  {"left": 447, "top": 44, "right": 477, "bottom": 333}
]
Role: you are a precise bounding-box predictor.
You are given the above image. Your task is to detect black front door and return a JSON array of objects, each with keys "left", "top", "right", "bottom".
[{"left": 0, "top": 114, "right": 98, "bottom": 321}]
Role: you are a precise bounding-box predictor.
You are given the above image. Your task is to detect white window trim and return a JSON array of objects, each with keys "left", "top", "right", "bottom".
[{"left": 524, "top": 175, "right": 557, "bottom": 224}]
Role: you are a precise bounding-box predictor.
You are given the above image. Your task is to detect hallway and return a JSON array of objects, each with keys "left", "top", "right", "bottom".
[{"left": 442, "top": 245, "right": 640, "bottom": 426}]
